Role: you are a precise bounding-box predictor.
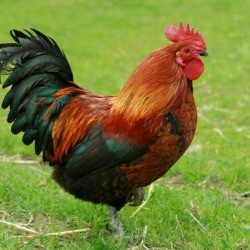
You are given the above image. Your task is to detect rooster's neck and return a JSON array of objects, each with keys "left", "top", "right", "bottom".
[
  {"left": 102, "top": 44, "right": 190, "bottom": 146},
  {"left": 113, "top": 44, "right": 187, "bottom": 119}
]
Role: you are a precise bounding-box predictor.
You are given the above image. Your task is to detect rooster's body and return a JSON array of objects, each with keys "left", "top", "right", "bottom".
[{"left": 0, "top": 24, "right": 207, "bottom": 236}]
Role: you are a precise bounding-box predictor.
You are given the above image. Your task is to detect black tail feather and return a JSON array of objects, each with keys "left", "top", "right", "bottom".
[{"left": 0, "top": 29, "right": 78, "bottom": 160}]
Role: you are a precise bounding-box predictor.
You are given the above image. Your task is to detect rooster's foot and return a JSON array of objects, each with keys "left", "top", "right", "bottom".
[{"left": 129, "top": 187, "right": 145, "bottom": 206}]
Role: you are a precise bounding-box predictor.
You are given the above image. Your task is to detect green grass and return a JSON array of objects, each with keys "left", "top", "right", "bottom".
[{"left": 0, "top": 0, "right": 249, "bottom": 249}]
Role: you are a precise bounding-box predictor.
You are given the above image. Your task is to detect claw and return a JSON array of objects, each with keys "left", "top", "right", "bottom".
[{"left": 129, "top": 187, "right": 145, "bottom": 206}]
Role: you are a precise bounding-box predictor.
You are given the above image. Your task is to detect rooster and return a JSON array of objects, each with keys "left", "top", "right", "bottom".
[{"left": 0, "top": 23, "right": 207, "bottom": 237}]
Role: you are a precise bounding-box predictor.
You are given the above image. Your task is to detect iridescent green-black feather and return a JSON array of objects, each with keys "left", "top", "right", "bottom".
[
  {"left": 0, "top": 29, "right": 76, "bottom": 158},
  {"left": 64, "top": 126, "right": 146, "bottom": 177}
]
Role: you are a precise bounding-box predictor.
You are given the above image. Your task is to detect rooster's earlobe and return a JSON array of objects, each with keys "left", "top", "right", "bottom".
[{"left": 176, "top": 52, "right": 182, "bottom": 57}]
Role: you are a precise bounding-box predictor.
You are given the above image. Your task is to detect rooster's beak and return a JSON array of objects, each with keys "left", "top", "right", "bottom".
[{"left": 200, "top": 50, "right": 208, "bottom": 56}]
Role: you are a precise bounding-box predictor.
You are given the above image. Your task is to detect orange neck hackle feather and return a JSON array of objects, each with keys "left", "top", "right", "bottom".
[{"left": 102, "top": 42, "right": 191, "bottom": 146}]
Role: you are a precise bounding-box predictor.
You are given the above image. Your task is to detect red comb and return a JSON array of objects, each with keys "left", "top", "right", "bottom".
[{"left": 165, "top": 22, "right": 206, "bottom": 50}]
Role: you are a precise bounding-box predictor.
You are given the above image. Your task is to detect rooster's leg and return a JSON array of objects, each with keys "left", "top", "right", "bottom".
[
  {"left": 107, "top": 205, "right": 124, "bottom": 238},
  {"left": 129, "top": 187, "right": 145, "bottom": 206}
]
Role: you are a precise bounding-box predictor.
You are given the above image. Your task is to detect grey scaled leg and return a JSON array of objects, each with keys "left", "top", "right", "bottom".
[{"left": 108, "top": 206, "right": 124, "bottom": 238}]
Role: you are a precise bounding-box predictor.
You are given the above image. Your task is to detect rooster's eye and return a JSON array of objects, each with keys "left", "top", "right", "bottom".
[{"left": 184, "top": 48, "right": 190, "bottom": 54}]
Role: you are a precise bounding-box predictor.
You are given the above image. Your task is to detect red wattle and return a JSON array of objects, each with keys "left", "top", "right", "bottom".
[{"left": 184, "top": 58, "right": 204, "bottom": 80}]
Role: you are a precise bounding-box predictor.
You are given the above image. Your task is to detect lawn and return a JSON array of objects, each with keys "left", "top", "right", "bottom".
[{"left": 0, "top": 0, "right": 249, "bottom": 249}]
